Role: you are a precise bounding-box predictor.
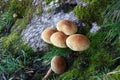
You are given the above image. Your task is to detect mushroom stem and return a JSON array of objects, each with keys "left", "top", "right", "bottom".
[{"left": 43, "top": 68, "right": 52, "bottom": 80}]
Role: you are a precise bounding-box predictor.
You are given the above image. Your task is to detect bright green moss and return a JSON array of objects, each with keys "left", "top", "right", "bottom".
[
  {"left": 57, "top": 69, "right": 83, "bottom": 80},
  {"left": 35, "top": 5, "right": 43, "bottom": 15},
  {"left": 11, "top": 6, "right": 35, "bottom": 32},
  {"left": 90, "top": 48, "right": 113, "bottom": 68},
  {"left": 11, "top": 18, "right": 30, "bottom": 32},
  {"left": 24, "top": 5, "right": 35, "bottom": 18},
  {"left": 74, "top": 0, "right": 111, "bottom": 24},
  {"left": 0, "top": 31, "right": 33, "bottom": 54},
  {"left": 0, "top": 32, "right": 20, "bottom": 48},
  {"left": 0, "top": 0, "right": 34, "bottom": 34},
  {"left": 8, "top": 0, "right": 33, "bottom": 17}
]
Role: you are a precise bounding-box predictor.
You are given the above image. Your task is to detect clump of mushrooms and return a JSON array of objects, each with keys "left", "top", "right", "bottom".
[
  {"left": 41, "top": 20, "right": 90, "bottom": 50},
  {"left": 41, "top": 19, "right": 90, "bottom": 79},
  {"left": 43, "top": 56, "right": 66, "bottom": 80}
]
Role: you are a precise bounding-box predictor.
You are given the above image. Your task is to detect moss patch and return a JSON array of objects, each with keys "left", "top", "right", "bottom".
[
  {"left": 35, "top": 4, "right": 43, "bottom": 15},
  {"left": 8, "top": 0, "right": 33, "bottom": 17},
  {"left": 102, "top": 66, "right": 120, "bottom": 80},
  {"left": 44, "top": 0, "right": 52, "bottom": 4},
  {"left": 0, "top": 32, "right": 20, "bottom": 48},
  {"left": 58, "top": 69, "right": 82, "bottom": 80},
  {"left": 11, "top": 18, "right": 30, "bottom": 33},
  {"left": 74, "top": 0, "right": 111, "bottom": 24}
]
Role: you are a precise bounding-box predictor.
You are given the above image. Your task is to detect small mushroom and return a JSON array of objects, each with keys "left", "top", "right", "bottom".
[
  {"left": 41, "top": 28, "right": 57, "bottom": 44},
  {"left": 50, "top": 32, "right": 68, "bottom": 48},
  {"left": 66, "top": 34, "right": 90, "bottom": 51},
  {"left": 43, "top": 56, "right": 66, "bottom": 80},
  {"left": 13, "top": 13, "right": 18, "bottom": 18},
  {"left": 56, "top": 20, "right": 77, "bottom": 35}
]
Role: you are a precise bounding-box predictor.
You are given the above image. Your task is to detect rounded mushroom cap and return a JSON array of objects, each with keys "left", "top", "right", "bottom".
[
  {"left": 56, "top": 20, "right": 77, "bottom": 35},
  {"left": 51, "top": 56, "right": 66, "bottom": 74},
  {"left": 66, "top": 34, "right": 90, "bottom": 51},
  {"left": 13, "top": 13, "right": 18, "bottom": 18},
  {"left": 50, "top": 32, "right": 67, "bottom": 48},
  {"left": 41, "top": 28, "right": 57, "bottom": 44}
]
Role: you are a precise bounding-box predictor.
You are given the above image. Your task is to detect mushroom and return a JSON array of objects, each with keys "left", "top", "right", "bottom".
[
  {"left": 43, "top": 56, "right": 66, "bottom": 80},
  {"left": 41, "top": 28, "right": 57, "bottom": 44},
  {"left": 56, "top": 20, "right": 77, "bottom": 35},
  {"left": 66, "top": 34, "right": 90, "bottom": 51},
  {"left": 50, "top": 32, "right": 68, "bottom": 48},
  {"left": 13, "top": 13, "right": 18, "bottom": 18}
]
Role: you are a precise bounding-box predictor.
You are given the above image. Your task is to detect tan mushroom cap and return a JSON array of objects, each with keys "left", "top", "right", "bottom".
[
  {"left": 41, "top": 28, "right": 57, "bottom": 44},
  {"left": 50, "top": 32, "right": 67, "bottom": 48},
  {"left": 13, "top": 13, "right": 18, "bottom": 18},
  {"left": 66, "top": 34, "right": 90, "bottom": 51},
  {"left": 56, "top": 20, "right": 77, "bottom": 35},
  {"left": 51, "top": 56, "right": 66, "bottom": 74}
]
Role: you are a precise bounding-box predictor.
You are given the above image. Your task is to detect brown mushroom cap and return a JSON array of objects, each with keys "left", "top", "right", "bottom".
[
  {"left": 51, "top": 56, "right": 66, "bottom": 74},
  {"left": 41, "top": 28, "right": 57, "bottom": 44},
  {"left": 56, "top": 20, "right": 77, "bottom": 35},
  {"left": 66, "top": 34, "right": 90, "bottom": 51},
  {"left": 50, "top": 32, "right": 67, "bottom": 48}
]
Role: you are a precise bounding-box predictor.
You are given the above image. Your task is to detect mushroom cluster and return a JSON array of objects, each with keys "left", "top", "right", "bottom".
[
  {"left": 41, "top": 20, "right": 90, "bottom": 51},
  {"left": 41, "top": 20, "right": 90, "bottom": 79}
]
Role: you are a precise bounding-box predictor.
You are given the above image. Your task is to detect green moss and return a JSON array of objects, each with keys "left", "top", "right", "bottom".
[
  {"left": 57, "top": 48, "right": 113, "bottom": 79},
  {"left": 11, "top": 18, "right": 30, "bottom": 32},
  {"left": 103, "top": 66, "right": 120, "bottom": 80},
  {"left": 82, "top": 48, "right": 113, "bottom": 79},
  {"left": 85, "top": 32, "right": 114, "bottom": 69},
  {"left": 0, "top": 31, "right": 33, "bottom": 54},
  {"left": 57, "top": 31, "right": 114, "bottom": 79},
  {"left": 74, "top": 0, "right": 111, "bottom": 24},
  {"left": 8, "top": 0, "right": 33, "bottom": 17},
  {"left": 90, "top": 48, "right": 113, "bottom": 68},
  {"left": 35, "top": 5, "right": 43, "bottom": 15},
  {"left": 0, "top": 0, "right": 34, "bottom": 34},
  {"left": 44, "top": 0, "right": 52, "bottom": 4},
  {"left": 12, "top": 6, "right": 35, "bottom": 32},
  {"left": 46, "top": 8, "right": 51, "bottom": 13},
  {"left": 0, "top": 32, "right": 20, "bottom": 48},
  {"left": 58, "top": 69, "right": 83, "bottom": 80},
  {"left": 24, "top": 5, "right": 35, "bottom": 18}
]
